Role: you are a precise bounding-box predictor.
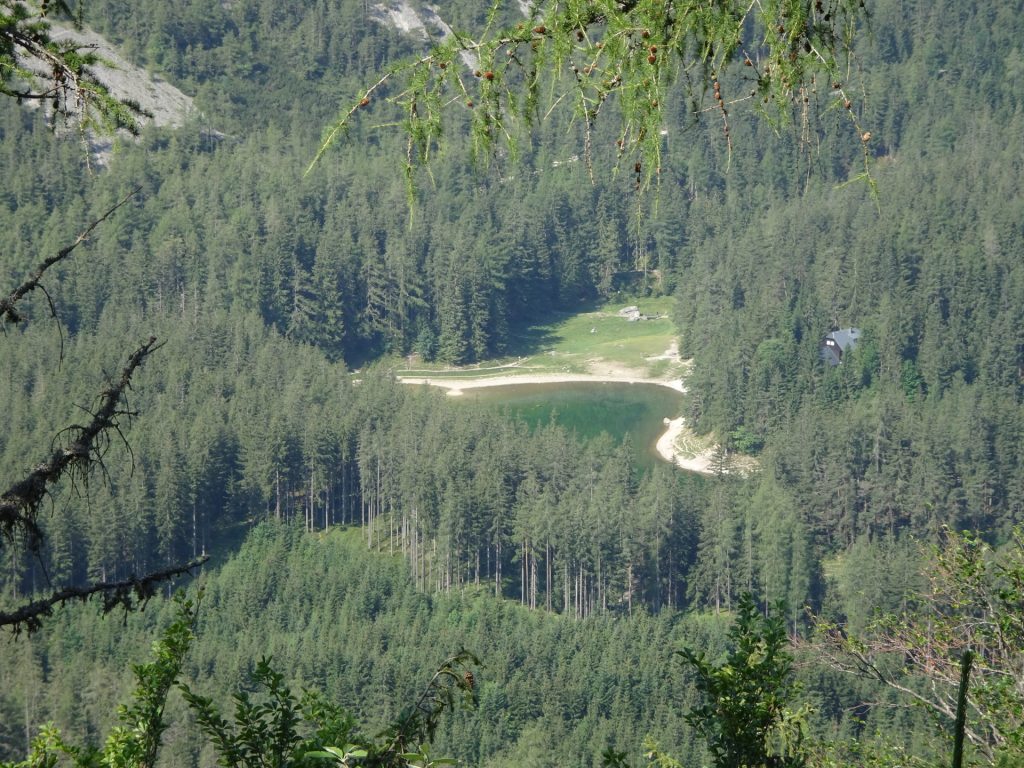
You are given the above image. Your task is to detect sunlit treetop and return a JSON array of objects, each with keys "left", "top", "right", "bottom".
[{"left": 311, "top": 0, "right": 872, "bottom": 191}]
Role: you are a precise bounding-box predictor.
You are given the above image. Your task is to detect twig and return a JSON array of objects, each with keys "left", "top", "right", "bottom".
[
  {"left": 0, "top": 555, "right": 208, "bottom": 635},
  {"left": 0, "top": 335, "right": 162, "bottom": 550},
  {"left": 0, "top": 187, "right": 141, "bottom": 327}
]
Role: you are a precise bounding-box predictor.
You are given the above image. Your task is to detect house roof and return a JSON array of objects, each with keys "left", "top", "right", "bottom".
[
  {"left": 820, "top": 327, "right": 862, "bottom": 366},
  {"left": 826, "top": 327, "right": 861, "bottom": 351}
]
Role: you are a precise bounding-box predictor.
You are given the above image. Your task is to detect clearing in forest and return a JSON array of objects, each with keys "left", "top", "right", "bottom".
[
  {"left": 396, "top": 299, "right": 736, "bottom": 475},
  {"left": 396, "top": 297, "right": 689, "bottom": 392}
]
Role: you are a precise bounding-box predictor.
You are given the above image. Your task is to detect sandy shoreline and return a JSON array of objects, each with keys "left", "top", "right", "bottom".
[
  {"left": 655, "top": 417, "right": 715, "bottom": 474},
  {"left": 397, "top": 372, "right": 686, "bottom": 395},
  {"left": 398, "top": 371, "right": 719, "bottom": 474}
]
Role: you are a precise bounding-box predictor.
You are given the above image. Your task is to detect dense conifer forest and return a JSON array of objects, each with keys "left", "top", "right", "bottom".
[{"left": 1, "top": 0, "right": 1023, "bottom": 765}]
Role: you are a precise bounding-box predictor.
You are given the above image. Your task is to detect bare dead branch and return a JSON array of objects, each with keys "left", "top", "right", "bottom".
[
  {"left": 0, "top": 187, "right": 139, "bottom": 326},
  {"left": 0, "top": 335, "right": 162, "bottom": 551},
  {"left": 0, "top": 555, "right": 208, "bottom": 635},
  {"left": 807, "top": 627, "right": 994, "bottom": 758},
  {"left": 803, "top": 530, "right": 1024, "bottom": 767}
]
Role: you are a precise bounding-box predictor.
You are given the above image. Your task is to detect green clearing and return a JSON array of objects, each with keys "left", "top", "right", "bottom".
[{"left": 397, "top": 297, "right": 684, "bottom": 381}]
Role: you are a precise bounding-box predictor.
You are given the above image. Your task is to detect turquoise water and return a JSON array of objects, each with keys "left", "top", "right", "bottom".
[{"left": 458, "top": 382, "right": 684, "bottom": 469}]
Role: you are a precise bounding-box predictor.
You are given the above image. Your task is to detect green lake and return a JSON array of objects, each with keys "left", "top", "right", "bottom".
[{"left": 458, "top": 382, "right": 684, "bottom": 470}]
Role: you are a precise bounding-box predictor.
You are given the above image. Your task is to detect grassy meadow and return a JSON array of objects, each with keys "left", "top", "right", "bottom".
[{"left": 396, "top": 297, "right": 685, "bottom": 381}]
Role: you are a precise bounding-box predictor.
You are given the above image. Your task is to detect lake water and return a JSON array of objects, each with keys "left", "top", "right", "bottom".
[{"left": 457, "top": 382, "right": 684, "bottom": 469}]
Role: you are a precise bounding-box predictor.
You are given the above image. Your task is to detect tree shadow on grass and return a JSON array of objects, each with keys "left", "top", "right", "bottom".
[
  {"left": 501, "top": 322, "right": 561, "bottom": 358},
  {"left": 502, "top": 300, "right": 603, "bottom": 359}
]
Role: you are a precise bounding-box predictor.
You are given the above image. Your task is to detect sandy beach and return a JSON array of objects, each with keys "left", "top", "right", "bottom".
[
  {"left": 397, "top": 372, "right": 686, "bottom": 395},
  {"left": 655, "top": 417, "right": 716, "bottom": 474}
]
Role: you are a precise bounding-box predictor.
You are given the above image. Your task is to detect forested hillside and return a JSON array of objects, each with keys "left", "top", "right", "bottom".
[
  {"left": 1, "top": 0, "right": 1022, "bottom": 765},
  {"left": 2, "top": 523, "right": 916, "bottom": 767}
]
